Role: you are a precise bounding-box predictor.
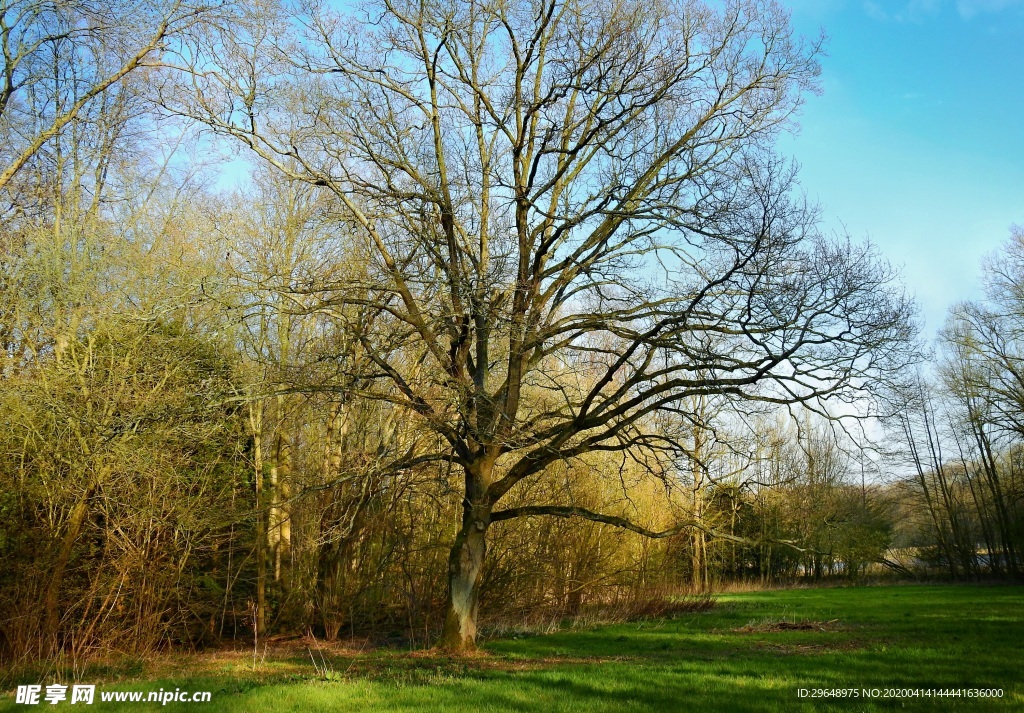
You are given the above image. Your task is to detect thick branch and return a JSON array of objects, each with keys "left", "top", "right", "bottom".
[{"left": 490, "top": 504, "right": 807, "bottom": 552}]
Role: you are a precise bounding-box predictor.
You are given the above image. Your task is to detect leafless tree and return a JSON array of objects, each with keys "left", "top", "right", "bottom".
[
  {"left": 174, "top": 0, "right": 917, "bottom": 649},
  {"left": 935, "top": 226, "right": 1024, "bottom": 576},
  {"left": 0, "top": 0, "right": 231, "bottom": 198}
]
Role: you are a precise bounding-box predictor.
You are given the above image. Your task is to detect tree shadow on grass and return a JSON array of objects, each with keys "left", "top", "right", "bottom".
[{"left": 9, "top": 586, "right": 1021, "bottom": 713}]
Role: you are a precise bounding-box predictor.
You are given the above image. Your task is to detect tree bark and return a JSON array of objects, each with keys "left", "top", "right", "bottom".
[
  {"left": 43, "top": 462, "right": 112, "bottom": 642},
  {"left": 43, "top": 495, "right": 91, "bottom": 640},
  {"left": 438, "top": 469, "right": 492, "bottom": 651},
  {"left": 249, "top": 402, "right": 267, "bottom": 637}
]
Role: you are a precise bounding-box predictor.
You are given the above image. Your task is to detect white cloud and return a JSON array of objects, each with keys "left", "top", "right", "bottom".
[
  {"left": 863, "top": 1, "right": 890, "bottom": 20},
  {"left": 957, "top": 0, "right": 1024, "bottom": 18}
]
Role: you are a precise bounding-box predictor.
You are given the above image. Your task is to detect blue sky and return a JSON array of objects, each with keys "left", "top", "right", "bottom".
[
  {"left": 212, "top": 0, "right": 1022, "bottom": 339},
  {"left": 780, "top": 0, "right": 1024, "bottom": 338}
]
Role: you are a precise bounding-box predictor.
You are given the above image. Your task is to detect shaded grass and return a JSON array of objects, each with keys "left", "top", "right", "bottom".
[{"left": 2, "top": 584, "right": 1022, "bottom": 711}]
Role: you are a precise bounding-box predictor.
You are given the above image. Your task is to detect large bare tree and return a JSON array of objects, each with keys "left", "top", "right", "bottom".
[{"left": 176, "top": 0, "right": 917, "bottom": 649}]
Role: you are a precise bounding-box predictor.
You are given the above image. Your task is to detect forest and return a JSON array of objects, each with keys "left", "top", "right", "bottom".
[{"left": 0, "top": 0, "right": 1022, "bottom": 673}]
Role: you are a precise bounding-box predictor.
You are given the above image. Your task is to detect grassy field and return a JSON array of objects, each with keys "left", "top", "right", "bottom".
[{"left": 2, "top": 584, "right": 1022, "bottom": 711}]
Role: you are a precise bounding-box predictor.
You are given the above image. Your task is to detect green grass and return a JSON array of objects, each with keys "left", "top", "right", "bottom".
[{"left": 3, "top": 584, "right": 1022, "bottom": 711}]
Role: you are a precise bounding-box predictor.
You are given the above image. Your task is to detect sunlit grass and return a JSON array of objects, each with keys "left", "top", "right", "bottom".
[{"left": 2, "top": 584, "right": 1021, "bottom": 711}]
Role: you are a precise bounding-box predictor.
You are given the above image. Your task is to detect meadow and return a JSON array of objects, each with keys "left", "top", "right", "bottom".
[{"left": 2, "top": 584, "right": 1021, "bottom": 711}]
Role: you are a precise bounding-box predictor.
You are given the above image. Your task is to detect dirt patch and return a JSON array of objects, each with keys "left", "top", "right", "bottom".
[
  {"left": 753, "top": 639, "right": 866, "bottom": 656},
  {"left": 734, "top": 618, "right": 842, "bottom": 633},
  {"left": 135, "top": 636, "right": 637, "bottom": 685}
]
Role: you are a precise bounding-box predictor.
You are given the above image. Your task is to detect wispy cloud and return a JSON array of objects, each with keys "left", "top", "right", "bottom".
[
  {"left": 862, "top": 0, "right": 1024, "bottom": 21},
  {"left": 862, "top": 0, "right": 941, "bottom": 23},
  {"left": 956, "top": 0, "right": 1024, "bottom": 18}
]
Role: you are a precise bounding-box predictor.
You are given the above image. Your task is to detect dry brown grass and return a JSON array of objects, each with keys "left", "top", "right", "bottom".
[
  {"left": 733, "top": 617, "right": 843, "bottom": 633},
  {"left": 481, "top": 587, "right": 715, "bottom": 639}
]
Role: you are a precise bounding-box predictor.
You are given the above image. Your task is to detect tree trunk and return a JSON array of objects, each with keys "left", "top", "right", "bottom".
[
  {"left": 249, "top": 403, "right": 267, "bottom": 637},
  {"left": 43, "top": 463, "right": 111, "bottom": 642},
  {"left": 43, "top": 496, "right": 91, "bottom": 640},
  {"left": 438, "top": 494, "right": 491, "bottom": 651},
  {"left": 268, "top": 394, "right": 293, "bottom": 586}
]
